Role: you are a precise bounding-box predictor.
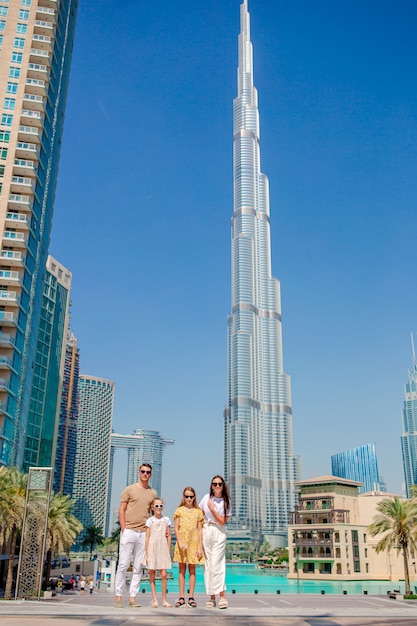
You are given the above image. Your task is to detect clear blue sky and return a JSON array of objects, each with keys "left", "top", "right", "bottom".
[{"left": 49, "top": 0, "right": 417, "bottom": 517}]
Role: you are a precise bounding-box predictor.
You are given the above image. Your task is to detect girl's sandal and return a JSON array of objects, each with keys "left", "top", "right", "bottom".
[
  {"left": 175, "top": 597, "right": 185, "bottom": 607},
  {"left": 188, "top": 597, "right": 197, "bottom": 607},
  {"left": 205, "top": 599, "right": 216, "bottom": 608},
  {"left": 219, "top": 598, "right": 228, "bottom": 609}
]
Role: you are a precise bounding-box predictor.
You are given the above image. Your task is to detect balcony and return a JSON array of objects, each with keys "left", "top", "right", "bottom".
[
  {"left": 8, "top": 194, "right": 32, "bottom": 212},
  {"left": 27, "top": 63, "right": 48, "bottom": 80},
  {"left": 2, "top": 232, "right": 26, "bottom": 248},
  {"left": 294, "top": 536, "right": 332, "bottom": 547},
  {"left": 39, "top": 0, "right": 58, "bottom": 8},
  {"left": 13, "top": 159, "right": 35, "bottom": 177},
  {"left": 21, "top": 109, "right": 43, "bottom": 128},
  {"left": 0, "top": 311, "right": 18, "bottom": 327},
  {"left": 34, "top": 19, "right": 54, "bottom": 35},
  {"left": 0, "top": 355, "right": 14, "bottom": 370},
  {"left": 297, "top": 547, "right": 334, "bottom": 560},
  {"left": 37, "top": 5, "right": 56, "bottom": 17},
  {"left": 23, "top": 94, "right": 44, "bottom": 112},
  {"left": 15, "top": 142, "right": 39, "bottom": 161},
  {"left": 25, "top": 78, "right": 47, "bottom": 96},
  {"left": 0, "top": 378, "right": 10, "bottom": 391},
  {"left": 10, "top": 176, "right": 35, "bottom": 195},
  {"left": 297, "top": 497, "right": 334, "bottom": 512},
  {"left": 0, "top": 251, "right": 24, "bottom": 267},
  {"left": 0, "top": 333, "right": 15, "bottom": 348},
  {"left": 29, "top": 48, "right": 50, "bottom": 64},
  {"left": 5, "top": 213, "right": 29, "bottom": 231},
  {"left": 18, "top": 125, "right": 40, "bottom": 145},
  {"left": 0, "top": 292, "right": 20, "bottom": 308},
  {"left": 290, "top": 510, "right": 350, "bottom": 525},
  {"left": 32, "top": 34, "right": 52, "bottom": 51},
  {"left": 0, "top": 270, "right": 23, "bottom": 286}
]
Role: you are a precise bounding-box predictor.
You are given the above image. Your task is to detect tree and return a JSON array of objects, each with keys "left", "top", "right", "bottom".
[
  {"left": 44, "top": 493, "right": 82, "bottom": 581},
  {"left": 368, "top": 497, "right": 417, "bottom": 595},
  {"left": 0, "top": 467, "right": 27, "bottom": 599},
  {"left": 81, "top": 525, "right": 104, "bottom": 558}
]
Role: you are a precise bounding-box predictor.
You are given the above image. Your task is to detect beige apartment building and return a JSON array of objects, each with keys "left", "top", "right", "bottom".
[{"left": 287, "top": 475, "right": 416, "bottom": 583}]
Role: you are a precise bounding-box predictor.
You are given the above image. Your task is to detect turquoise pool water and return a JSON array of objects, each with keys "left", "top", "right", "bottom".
[{"left": 140, "top": 563, "right": 405, "bottom": 595}]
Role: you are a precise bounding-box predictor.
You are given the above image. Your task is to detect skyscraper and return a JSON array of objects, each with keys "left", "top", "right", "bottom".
[
  {"left": 108, "top": 429, "right": 174, "bottom": 533},
  {"left": 401, "top": 336, "right": 417, "bottom": 498},
  {"left": 22, "top": 255, "right": 71, "bottom": 471},
  {"left": 224, "top": 0, "right": 299, "bottom": 548},
  {"left": 73, "top": 375, "right": 115, "bottom": 542},
  {"left": 53, "top": 330, "right": 79, "bottom": 496},
  {"left": 331, "top": 443, "right": 381, "bottom": 494},
  {"left": 0, "top": 0, "right": 78, "bottom": 468}
]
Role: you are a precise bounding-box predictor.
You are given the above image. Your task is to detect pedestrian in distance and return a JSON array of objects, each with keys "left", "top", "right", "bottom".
[
  {"left": 144, "top": 497, "right": 172, "bottom": 608},
  {"left": 199, "top": 475, "right": 231, "bottom": 609},
  {"left": 80, "top": 578, "right": 85, "bottom": 593},
  {"left": 173, "top": 486, "right": 204, "bottom": 608},
  {"left": 114, "top": 463, "right": 157, "bottom": 609},
  {"left": 89, "top": 579, "right": 94, "bottom": 594}
]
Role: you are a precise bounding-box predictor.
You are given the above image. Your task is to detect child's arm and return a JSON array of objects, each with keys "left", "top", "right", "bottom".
[
  {"left": 145, "top": 525, "right": 150, "bottom": 554},
  {"left": 174, "top": 516, "right": 186, "bottom": 551},
  {"left": 166, "top": 520, "right": 172, "bottom": 550}
]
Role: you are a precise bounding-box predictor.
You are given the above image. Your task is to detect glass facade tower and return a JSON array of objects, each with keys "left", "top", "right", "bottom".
[
  {"left": 224, "top": 0, "right": 299, "bottom": 548},
  {"left": 23, "top": 255, "right": 71, "bottom": 471},
  {"left": 0, "top": 0, "right": 78, "bottom": 468},
  {"left": 401, "top": 337, "right": 417, "bottom": 498},
  {"left": 53, "top": 329, "right": 79, "bottom": 496},
  {"left": 73, "top": 375, "right": 114, "bottom": 543},
  {"left": 331, "top": 443, "right": 381, "bottom": 494}
]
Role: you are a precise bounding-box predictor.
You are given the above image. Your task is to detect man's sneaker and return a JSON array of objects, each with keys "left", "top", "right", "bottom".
[
  {"left": 114, "top": 600, "right": 123, "bottom": 608},
  {"left": 129, "top": 601, "right": 141, "bottom": 607}
]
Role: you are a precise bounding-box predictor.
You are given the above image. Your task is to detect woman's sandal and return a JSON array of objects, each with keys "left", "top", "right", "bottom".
[
  {"left": 205, "top": 599, "right": 216, "bottom": 608},
  {"left": 188, "top": 597, "right": 197, "bottom": 607},
  {"left": 219, "top": 597, "right": 228, "bottom": 609},
  {"left": 175, "top": 597, "right": 185, "bottom": 607}
]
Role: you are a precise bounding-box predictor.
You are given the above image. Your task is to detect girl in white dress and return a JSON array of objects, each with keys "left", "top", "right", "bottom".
[{"left": 145, "top": 498, "right": 172, "bottom": 608}]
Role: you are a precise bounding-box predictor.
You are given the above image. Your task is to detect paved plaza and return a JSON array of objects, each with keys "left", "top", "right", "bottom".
[{"left": 1, "top": 588, "right": 417, "bottom": 626}]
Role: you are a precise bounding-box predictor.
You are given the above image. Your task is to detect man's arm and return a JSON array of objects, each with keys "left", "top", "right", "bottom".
[{"left": 118, "top": 501, "right": 128, "bottom": 532}]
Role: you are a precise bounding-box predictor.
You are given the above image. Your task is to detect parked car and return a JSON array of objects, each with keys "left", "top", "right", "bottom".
[{"left": 49, "top": 575, "right": 73, "bottom": 591}]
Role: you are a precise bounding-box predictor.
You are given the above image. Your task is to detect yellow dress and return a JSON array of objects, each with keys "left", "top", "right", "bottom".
[{"left": 173, "top": 506, "right": 204, "bottom": 565}]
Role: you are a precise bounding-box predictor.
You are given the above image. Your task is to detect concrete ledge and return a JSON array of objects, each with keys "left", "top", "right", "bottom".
[{"left": 388, "top": 592, "right": 404, "bottom": 600}]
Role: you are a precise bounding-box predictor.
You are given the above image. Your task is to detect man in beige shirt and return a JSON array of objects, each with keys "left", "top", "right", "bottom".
[{"left": 114, "top": 463, "right": 157, "bottom": 608}]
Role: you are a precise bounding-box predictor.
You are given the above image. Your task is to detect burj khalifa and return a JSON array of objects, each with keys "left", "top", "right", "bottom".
[{"left": 224, "top": 0, "right": 300, "bottom": 548}]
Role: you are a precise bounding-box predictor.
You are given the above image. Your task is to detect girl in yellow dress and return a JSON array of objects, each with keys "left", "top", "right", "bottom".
[{"left": 173, "top": 486, "right": 204, "bottom": 607}]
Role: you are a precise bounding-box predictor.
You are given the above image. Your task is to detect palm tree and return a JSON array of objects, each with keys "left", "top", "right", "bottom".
[
  {"left": 81, "top": 525, "right": 104, "bottom": 558},
  {"left": 0, "top": 467, "right": 27, "bottom": 599},
  {"left": 368, "top": 497, "right": 417, "bottom": 595},
  {"left": 44, "top": 493, "right": 82, "bottom": 581}
]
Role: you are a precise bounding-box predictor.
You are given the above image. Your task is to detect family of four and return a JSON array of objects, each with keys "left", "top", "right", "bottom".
[{"left": 113, "top": 463, "right": 232, "bottom": 609}]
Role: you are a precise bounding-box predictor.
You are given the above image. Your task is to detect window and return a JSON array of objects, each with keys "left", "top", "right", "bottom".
[
  {"left": 0, "top": 35, "right": 3, "bottom": 46},
  {"left": 4, "top": 98, "right": 15, "bottom": 110},
  {"left": 9, "top": 67, "right": 20, "bottom": 78},
  {"left": 6, "top": 82, "right": 17, "bottom": 94},
  {"left": 16, "top": 23, "right": 27, "bottom": 34},
  {"left": 21, "top": 0, "right": 31, "bottom": 5},
  {"left": 0, "top": 7, "right": 7, "bottom": 15},
  {"left": 11, "top": 52, "right": 22, "bottom": 63},
  {"left": 19, "top": 9, "right": 29, "bottom": 19},
  {"left": 1, "top": 114, "right": 13, "bottom": 126},
  {"left": 0, "top": 148, "right": 7, "bottom": 159},
  {"left": 14, "top": 37, "right": 25, "bottom": 48},
  {"left": 0, "top": 20, "right": 5, "bottom": 31},
  {"left": 0, "top": 130, "right": 10, "bottom": 142}
]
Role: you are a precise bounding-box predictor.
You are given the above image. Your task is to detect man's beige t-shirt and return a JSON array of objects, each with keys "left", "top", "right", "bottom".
[{"left": 120, "top": 483, "right": 157, "bottom": 532}]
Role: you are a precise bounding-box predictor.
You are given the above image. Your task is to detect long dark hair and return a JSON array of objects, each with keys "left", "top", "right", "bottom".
[{"left": 209, "top": 475, "right": 231, "bottom": 517}]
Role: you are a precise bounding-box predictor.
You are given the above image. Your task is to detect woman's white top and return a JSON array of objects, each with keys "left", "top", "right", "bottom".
[{"left": 199, "top": 494, "right": 231, "bottom": 524}]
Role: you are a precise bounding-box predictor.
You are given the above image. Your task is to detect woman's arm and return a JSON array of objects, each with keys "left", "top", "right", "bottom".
[{"left": 207, "top": 498, "right": 229, "bottom": 526}]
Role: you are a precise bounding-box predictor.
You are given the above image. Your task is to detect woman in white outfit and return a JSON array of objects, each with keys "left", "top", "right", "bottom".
[{"left": 199, "top": 475, "right": 231, "bottom": 609}]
